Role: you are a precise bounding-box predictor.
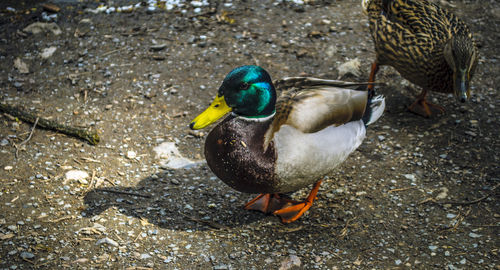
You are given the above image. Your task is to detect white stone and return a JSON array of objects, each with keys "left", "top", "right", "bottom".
[
  {"left": 126, "top": 150, "right": 137, "bottom": 159},
  {"left": 279, "top": 255, "right": 301, "bottom": 270},
  {"left": 153, "top": 142, "right": 203, "bottom": 169},
  {"left": 41, "top": 47, "right": 57, "bottom": 59},
  {"left": 468, "top": 232, "right": 481, "bottom": 238},
  {"left": 64, "top": 170, "right": 89, "bottom": 184},
  {"left": 337, "top": 58, "right": 361, "bottom": 78},
  {"left": 403, "top": 174, "right": 416, "bottom": 181},
  {"left": 96, "top": 237, "right": 118, "bottom": 247},
  {"left": 435, "top": 187, "right": 449, "bottom": 200}
]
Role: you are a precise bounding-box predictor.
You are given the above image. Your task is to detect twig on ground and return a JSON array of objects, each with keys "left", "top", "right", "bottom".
[
  {"left": 103, "top": 178, "right": 116, "bottom": 186},
  {"left": 419, "top": 183, "right": 499, "bottom": 206},
  {"left": 22, "top": 258, "right": 35, "bottom": 265},
  {"left": 125, "top": 267, "right": 153, "bottom": 270},
  {"left": 0, "top": 103, "right": 100, "bottom": 145},
  {"left": 81, "top": 157, "right": 101, "bottom": 163},
  {"left": 86, "top": 170, "right": 96, "bottom": 192},
  {"left": 46, "top": 215, "right": 75, "bottom": 223},
  {"left": 442, "top": 184, "right": 499, "bottom": 205},
  {"left": 388, "top": 186, "right": 416, "bottom": 193},
  {"left": 102, "top": 47, "right": 126, "bottom": 56},
  {"left": 14, "top": 117, "right": 38, "bottom": 158},
  {"left": 97, "top": 189, "right": 151, "bottom": 198},
  {"left": 179, "top": 212, "right": 228, "bottom": 230}
]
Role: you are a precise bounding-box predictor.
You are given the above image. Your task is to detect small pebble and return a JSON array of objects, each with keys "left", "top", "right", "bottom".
[
  {"left": 40, "top": 46, "right": 57, "bottom": 59},
  {"left": 464, "top": 131, "right": 477, "bottom": 137},
  {"left": 65, "top": 170, "right": 89, "bottom": 183},
  {"left": 337, "top": 58, "right": 361, "bottom": 78},
  {"left": 469, "top": 232, "right": 481, "bottom": 238},
  {"left": 20, "top": 252, "right": 35, "bottom": 260},
  {"left": 140, "top": 253, "right": 152, "bottom": 259},
  {"left": 171, "top": 179, "right": 180, "bottom": 185},
  {"left": 435, "top": 187, "right": 448, "bottom": 200},
  {"left": 96, "top": 237, "right": 119, "bottom": 247},
  {"left": 280, "top": 255, "right": 301, "bottom": 270},
  {"left": 126, "top": 150, "right": 137, "bottom": 159},
  {"left": 150, "top": 43, "right": 167, "bottom": 51},
  {"left": 403, "top": 174, "right": 416, "bottom": 181}
]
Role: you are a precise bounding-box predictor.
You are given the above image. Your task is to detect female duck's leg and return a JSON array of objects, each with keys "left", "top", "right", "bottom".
[
  {"left": 408, "top": 89, "right": 445, "bottom": 117},
  {"left": 367, "top": 62, "right": 379, "bottom": 98},
  {"left": 273, "top": 180, "right": 322, "bottom": 223}
]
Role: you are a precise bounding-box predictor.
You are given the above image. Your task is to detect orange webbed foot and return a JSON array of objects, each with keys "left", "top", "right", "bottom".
[
  {"left": 273, "top": 200, "right": 314, "bottom": 223},
  {"left": 408, "top": 98, "right": 445, "bottom": 118},
  {"left": 408, "top": 89, "right": 445, "bottom": 117},
  {"left": 273, "top": 180, "right": 323, "bottom": 223},
  {"left": 244, "top": 194, "right": 291, "bottom": 214}
]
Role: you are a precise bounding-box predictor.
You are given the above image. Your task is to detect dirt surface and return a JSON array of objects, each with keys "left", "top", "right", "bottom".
[{"left": 0, "top": 0, "right": 499, "bottom": 269}]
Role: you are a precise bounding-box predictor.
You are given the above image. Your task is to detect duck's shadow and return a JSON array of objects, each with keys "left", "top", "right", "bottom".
[
  {"left": 83, "top": 165, "right": 273, "bottom": 231},
  {"left": 84, "top": 87, "right": 472, "bottom": 232}
]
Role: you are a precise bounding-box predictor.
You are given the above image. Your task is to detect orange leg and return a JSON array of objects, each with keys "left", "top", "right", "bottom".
[
  {"left": 367, "top": 62, "right": 379, "bottom": 99},
  {"left": 273, "top": 180, "right": 322, "bottom": 223},
  {"left": 408, "top": 89, "right": 445, "bottom": 118},
  {"left": 244, "top": 193, "right": 290, "bottom": 214}
]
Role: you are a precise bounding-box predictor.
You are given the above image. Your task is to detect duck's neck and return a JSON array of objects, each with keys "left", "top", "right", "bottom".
[{"left": 233, "top": 111, "right": 276, "bottom": 122}]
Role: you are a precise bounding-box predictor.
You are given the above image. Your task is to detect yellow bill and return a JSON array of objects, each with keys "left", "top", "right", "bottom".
[{"left": 190, "top": 95, "right": 232, "bottom": 130}]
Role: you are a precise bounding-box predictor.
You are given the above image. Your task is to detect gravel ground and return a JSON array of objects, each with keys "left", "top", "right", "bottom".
[{"left": 0, "top": 0, "right": 499, "bottom": 269}]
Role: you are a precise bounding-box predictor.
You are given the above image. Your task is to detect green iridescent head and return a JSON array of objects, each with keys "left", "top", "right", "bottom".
[
  {"left": 190, "top": 65, "right": 277, "bottom": 130},
  {"left": 218, "top": 65, "right": 276, "bottom": 117}
]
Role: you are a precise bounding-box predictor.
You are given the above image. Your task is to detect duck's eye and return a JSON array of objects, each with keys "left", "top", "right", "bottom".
[
  {"left": 240, "top": 82, "right": 250, "bottom": 90},
  {"left": 214, "top": 104, "right": 219, "bottom": 108}
]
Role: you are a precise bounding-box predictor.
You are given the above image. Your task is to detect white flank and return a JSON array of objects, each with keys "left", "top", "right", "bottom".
[{"left": 273, "top": 121, "right": 366, "bottom": 193}]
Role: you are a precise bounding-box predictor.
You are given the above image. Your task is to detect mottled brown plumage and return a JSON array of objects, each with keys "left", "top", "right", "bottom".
[{"left": 363, "top": 0, "right": 478, "bottom": 117}]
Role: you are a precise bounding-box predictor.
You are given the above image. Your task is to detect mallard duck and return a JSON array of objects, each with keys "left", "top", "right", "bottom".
[
  {"left": 190, "top": 65, "right": 385, "bottom": 223},
  {"left": 362, "top": 0, "right": 478, "bottom": 117}
]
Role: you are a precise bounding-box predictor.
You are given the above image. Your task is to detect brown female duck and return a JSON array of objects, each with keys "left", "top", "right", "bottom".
[{"left": 362, "top": 0, "right": 478, "bottom": 117}]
